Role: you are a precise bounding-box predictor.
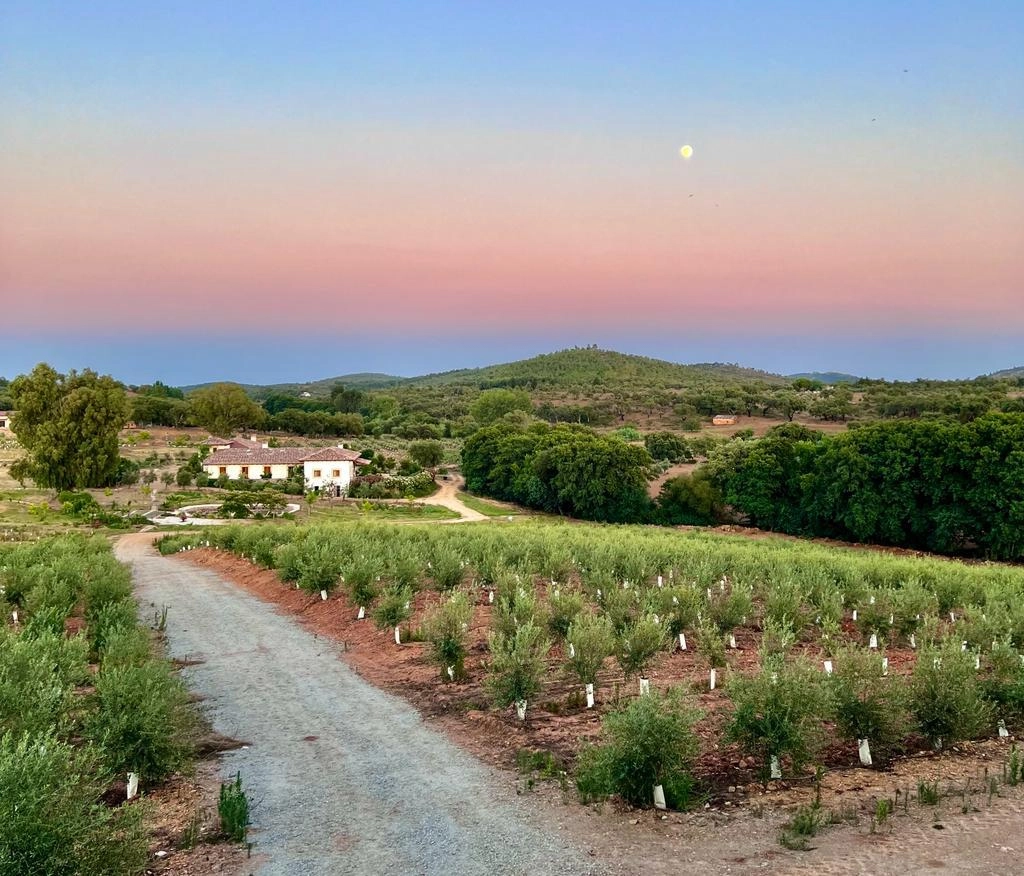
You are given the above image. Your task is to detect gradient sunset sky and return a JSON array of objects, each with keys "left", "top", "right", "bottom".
[{"left": 2, "top": 1, "right": 1022, "bottom": 383}]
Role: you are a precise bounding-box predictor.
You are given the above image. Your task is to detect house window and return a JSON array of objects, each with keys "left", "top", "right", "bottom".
[
  {"left": 241, "top": 466, "right": 249, "bottom": 478},
  {"left": 332, "top": 469, "right": 340, "bottom": 478},
  {"left": 313, "top": 469, "right": 321, "bottom": 478},
  {"left": 219, "top": 467, "right": 227, "bottom": 476},
  {"left": 263, "top": 466, "right": 272, "bottom": 477}
]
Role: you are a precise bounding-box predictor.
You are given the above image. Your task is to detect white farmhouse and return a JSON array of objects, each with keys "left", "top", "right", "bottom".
[
  {"left": 201, "top": 441, "right": 368, "bottom": 494},
  {"left": 301, "top": 447, "right": 366, "bottom": 495},
  {"left": 202, "top": 448, "right": 307, "bottom": 483},
  {"left": 0, "top": 412, "right": 11, "bottom": 431}
]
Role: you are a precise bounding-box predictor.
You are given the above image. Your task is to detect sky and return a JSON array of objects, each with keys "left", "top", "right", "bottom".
[{"left": 1, "top": 1, "right": 1022, "bottom": 384}]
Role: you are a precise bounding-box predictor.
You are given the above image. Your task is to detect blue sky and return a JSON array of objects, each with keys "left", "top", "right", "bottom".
[{"left": 2, "top": 1, "right": 1022, "bottom": 384}]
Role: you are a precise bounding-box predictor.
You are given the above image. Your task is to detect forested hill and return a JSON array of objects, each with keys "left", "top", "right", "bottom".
[
  {"left": 180, "top": 372, "right": 404, "bottom": 396},
  {"left": 179, "top": 348, "right": 787, "bottom": 398},
  {"left": 403, "top": 348, "right": 788, "bottom": 392},
  {"left": 787, "top": 371, "right": 862, "bottom": 384},
  {"left": 988, "top": 366, "right": 1024, "bottom": 379}
]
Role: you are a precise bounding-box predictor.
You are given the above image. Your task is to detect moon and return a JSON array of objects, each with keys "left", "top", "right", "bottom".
[{"left": 679, "top": 144, "right": 693, "bottom": 159}]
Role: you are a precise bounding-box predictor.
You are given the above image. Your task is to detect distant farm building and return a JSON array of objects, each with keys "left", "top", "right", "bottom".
[
  {"left": 0, "top": 412, "right": 11, "bottom": 430},
  {"left": 202, "top": 439, "right": 369, "bottom": 495},
  {"left": 712, "top": 415, "right": 737, "bottom": 426}
]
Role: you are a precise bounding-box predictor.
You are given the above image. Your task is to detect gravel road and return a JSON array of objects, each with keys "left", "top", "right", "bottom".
[{"left": 116, "top": 535, "right": 602, "bottom": 876}]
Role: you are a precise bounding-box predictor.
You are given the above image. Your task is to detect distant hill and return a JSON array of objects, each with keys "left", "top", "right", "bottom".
[
  {"left": 180, "top": 348, "right": 789, "bottom": 397},
  {"left": 405, "top": 347, "right": 789, "bottom": 391},
  {"left": 181, "top": 372, "right": 403, "bottom": 397},
  {"left": 787, "top": 371, "right": 862, "bottom": 385},
  {"left": 988, "top": 366, "right": 1024, "bottom": 379}
]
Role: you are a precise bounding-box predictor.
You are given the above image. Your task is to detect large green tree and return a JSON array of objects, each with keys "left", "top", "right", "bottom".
[
  {"left": 10, "top": 364, "right": 129, "bottom": 489},
  {"left": 188, "top": 383, "right": 266, "bottom": 436},
  {"left": 470, "top": 389, "right": 533, "bottom": 425}
]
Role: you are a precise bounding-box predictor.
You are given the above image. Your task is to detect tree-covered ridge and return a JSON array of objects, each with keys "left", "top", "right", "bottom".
[{"left": 406, "top": 347, "right": 789, "bottom": 391}]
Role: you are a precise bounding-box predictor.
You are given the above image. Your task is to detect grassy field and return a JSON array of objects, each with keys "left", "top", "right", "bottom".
[{"left": 456, "top": 491, "right": 516, "bottom": 517}]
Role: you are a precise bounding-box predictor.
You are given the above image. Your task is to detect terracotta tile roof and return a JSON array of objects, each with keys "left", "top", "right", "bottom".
[
  {"left": 202, "top": 436, "right": 265, "bottom": 449},
  {"left": 300, "top": 447, "right": 366, "bottom": 463},
  {"left": 204, "top": 448, "right": 308, "bottom": 466}
]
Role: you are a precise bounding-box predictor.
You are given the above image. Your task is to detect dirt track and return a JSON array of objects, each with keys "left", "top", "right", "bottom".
[{"left": 115, "top": 534, "right": 601, "bottom": 876}]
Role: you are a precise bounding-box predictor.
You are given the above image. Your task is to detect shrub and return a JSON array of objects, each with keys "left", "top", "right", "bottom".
[
  {"left": 486, "top": 623, "right": 550, "bottom": 710},
  {"left": 547, "top": 588, "right": 585, "bottom": 639},
  {"left": 910, "top": 642, "right": 994, "bottom": 748},
  {"left": 616, "top": 615, "right": 667, "bottom": 679},
  {"left": 99, "top": 625, "right": 153, "bottom": 669},
  {"left": 373, "top": 586, "right": 413, "bottom": 631},
  {"left": 218, "top": 772, "right": 251, "bottom": 842},
  {"left": 829, "top": 646, "right": 907, "bottom": 763},
  {"left": 726, "top": 659, "right": 831, "bottom": 784},
  {"left": 565, "top": 613, "right": 616, "bottom": 686},
  {"left": 0, "top": 630, "right": 88, "bottom": 736},
  {"left": 429, "top": 546, "right": 464, "bottom": 591},
  {"left": 575, "top": 689, "right": 701, "bottom": 809},
  {"left": 296, "top": 537, "right": 343, "bottom": 596},
  {"left": 274, "top": 542, "right": 303, "bottom": 582},
  {"left": 175, "top": 467, "right": 193, "bottom": 487},
  {"left": 88, "top": 599, "right": 138, "bottom": 658},
  {"left": 423, "top": 592, "right": 473, "bottom": 681},
  {"left": 86, "top": 660, "right": 194, "bottom": 784},
  {"left": 708, "top": 581, "right": 752, "bottom": 633},
  {"left": 0, "top": 733, "right": 147, "bottom": 875},
  {"left": 83, "top": 566, "right": 133, "bottom": 619},
  {"left": 696, "top": 618, "right": 728, "bottom": 669},
  {"left": 492, "top": 578, "right": 543, "bottom": 639}
]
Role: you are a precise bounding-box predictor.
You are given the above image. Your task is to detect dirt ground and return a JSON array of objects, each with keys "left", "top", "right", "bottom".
[
  {"left": 144, "top": 759, "right": 252, "bottom": 876},
  {"left": 176, "top": 548, "right": 1024, "bottom": 874}
]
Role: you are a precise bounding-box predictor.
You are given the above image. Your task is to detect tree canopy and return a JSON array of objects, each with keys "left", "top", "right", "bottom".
[
  {"left": 188, "top": 383, "right": 266, "bottom": 436},
  {"left": 462, "top": 422, "right": 654, "bottom": 523},
  {"left": 10, "top": 364, "right": 129, "bottom": 490}
]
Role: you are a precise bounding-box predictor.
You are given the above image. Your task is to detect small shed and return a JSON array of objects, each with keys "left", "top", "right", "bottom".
[
  {"left": 0, "top": 412, "right": 11, "bottom": 431},
  {"left": 712, "top": 415, "right": 737, "bottom": 426}
]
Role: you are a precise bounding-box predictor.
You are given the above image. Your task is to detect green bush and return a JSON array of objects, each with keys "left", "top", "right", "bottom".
[
  {"left": 423, "top": 592, "right": 473, "bottom": 681},
  {"left": 0, "top": 733, "right": 147, "bottom": 875},
  {"left": 726, "top": 659, "right": 831, "bottom": 784},
  {"left": 565, "top": 613, "right": 616, "bottom": 687},
  {"left": 910, "top": 642, "right": 994, "bottom": 748},
  {"left": 0, "top": 630, "right": 88, "bottom": 736},
  {"left": 547, "top": 589, "right": 585, "bottom": 640},
  {"left": 575, "top": 689, "right": 701, "bottom": 809},
  {"left": 373, "top": 586, "right": 413, "bottom": 631},
  {"left": 296, "top": 537, "right": 343, "bottom": 596},
  {"left": 88, "top": 599, "right": 138, "bottom": 658},
  {"left": 616, "top": 615, "right": 667, "bottom": 679},
  {"left": 829, "top": 646, "right": 907, "bottom": 763},
  {"left": 218, "top": 772, "right": 251, "bottom": 842},
  {"left": 86, "top": 660, "right": 194, "bottom": 784},
  {"left": 486, "top": 623, "right": 550, "bottom": 710}
]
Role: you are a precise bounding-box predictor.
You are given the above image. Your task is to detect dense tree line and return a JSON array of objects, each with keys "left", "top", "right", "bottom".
[
  {"left": 462, "top": 423, "right": 654, "bottom": 523},
  {"left": 702, "top": 415, "right": 1024, "bottom": 560}
]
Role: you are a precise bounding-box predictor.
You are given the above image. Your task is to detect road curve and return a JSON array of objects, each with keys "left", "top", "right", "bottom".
[{"left": 116, "top": 534, "right": 601, "bottom": 876}]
